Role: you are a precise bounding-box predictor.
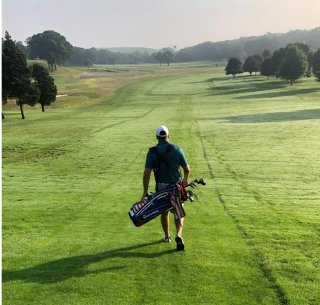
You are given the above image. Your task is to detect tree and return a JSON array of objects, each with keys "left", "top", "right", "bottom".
[
  {"left": 243, "top": 55, "right": 263, "bottom": 75},
  {"left": 154, "top": 48, "right": 175, "bottom": 66},
  {"left": 84, "top": 59, "right": 94, "bottom": 69},
  {"left": 2, "top": 32, "right": 29, "bottom": 101},
  {"left": 108, "top": 56, "right": 116, "bottom": 66},
  {"left": 31, "top": 63, "right": 57, "bottom": 112},
  {"left": 162, "top": 48, "right": 175, "bottom": 66},
  {"left": 27, "top": 30, "right": 73, "bottom": 71},
  {"left": 2, "top": 31, "right": 39, "bottom": 119},
  {"left": 288, "top": 43, "right": 313, "bottom": 77},
  {"left": 313, "top": 49, "right": 320, "bottom": 81},
  {"left": 225, "top": 57, "right": 243, "bottom": 78},
  {"left": 84, "top": 48, "right": 96, "bottom": 68},
  {"left": 279, "top": 45, "right": 308, "bottom": 85},
  {"left": 154, "top": 51, "right": 164, "bottom": 66},
  {"left": 271, "top": 48, "right": 286, "bottom": 77},
  {"left": 260, "top": 58, "right": 274, "bottom": 79},
  {"left": 16, "top": 81, "right": 40, "bottom": 119},
  {"left": 15, "top": 41, "right": 29, "bottom": 58},
  {"left": 262, "top": 49, "right": 271, "bottom": 59}
]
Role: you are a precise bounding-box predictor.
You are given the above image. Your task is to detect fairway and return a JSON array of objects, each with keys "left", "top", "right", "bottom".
[{"left": 2, "top": 64, "right": 320, "bottom": 305}]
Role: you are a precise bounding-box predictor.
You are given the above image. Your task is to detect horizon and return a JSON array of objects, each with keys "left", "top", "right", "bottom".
[
  {"left": 3, "top": 27, "right": 320, "bottom": 52},
  {"left": 91, "top": 26, "right": 320, "bottom": 51},
  {"left": 2, "top": 0, "right": 320, "bottom": 50}
]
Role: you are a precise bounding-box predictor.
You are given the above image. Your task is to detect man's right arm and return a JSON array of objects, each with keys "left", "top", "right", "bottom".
[
  {"left": 182, "top": 164, "right": 190, "bottom": 186},
  {"left": 141, "top": 167, "right": 152, "bottom": 202}
]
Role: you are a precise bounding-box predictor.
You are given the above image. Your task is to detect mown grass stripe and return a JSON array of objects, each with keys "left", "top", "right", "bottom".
[{"left": 196, "top": 117, "right": 291, "bottom": 305}]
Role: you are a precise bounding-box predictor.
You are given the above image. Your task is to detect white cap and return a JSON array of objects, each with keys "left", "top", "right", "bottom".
[{"left": 156, "top": 125, "right": 169, "bottom": 138}]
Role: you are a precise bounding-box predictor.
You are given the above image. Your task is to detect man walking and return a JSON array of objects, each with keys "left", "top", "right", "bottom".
[{"left": 140, "top": 125, "right": 190, "bottom": 251}]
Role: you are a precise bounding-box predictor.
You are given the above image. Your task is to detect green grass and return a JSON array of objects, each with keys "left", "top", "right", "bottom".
[{"left": 2, "top": 64, "right": 320, "bottom": 305}]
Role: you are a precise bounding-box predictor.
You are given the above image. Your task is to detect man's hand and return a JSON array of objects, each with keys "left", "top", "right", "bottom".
[
  {"left": 182, "top": 179, "right": 189, "bottom": 187},
  {"left": 140, "top": 192, "right": 148, "bottom": 203}
]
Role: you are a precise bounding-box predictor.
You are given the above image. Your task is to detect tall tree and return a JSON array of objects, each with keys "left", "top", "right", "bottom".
[
  {"left": 262, "top": 49, "right": 271, "bottom": 59},
  {"left": 108, "top": 56, "right": 116, "bottom": 66},
  {"left": 15, "top": 41, "right": 29, "bottom": 58},
  {"left": 27, "top": 30, "right": 73, "bottom": 71},
  {"left": 16, "top": 81, "right": 40, "bottom": 119},
  {"left": 279, "top": 45, "right": 308, "bottom": 85},
  {"left": 271, "top": 48, "right": 286, "bottom": 77},
  {"left": 154, "top": 51, "right": 164, "bottom": 66},
  {"left": 313, "top": 49, "right": 320, "bottom": 81},
  {"left": 154, "top": 48, "right": 175, "bottom": 66},
  {"left": 31, "top": 63, "right": 57, "bottom": 112},
  {"left": 162, "top": 48, "right": 175, "bottom": 66},
  {"left": 2, "top": 32, "right": 29, "bottom": 102},
  {"left": 243, "top": 55, "right": 263, "bottom": 75},
  {"left": 2, "top": 31, "right": 39, "bottom": 119},
  {"left": 260, "top": 58, "right": 274, "bottom": 79},
  {"left": 288, "top": 43, "right": 313, "bottom": 77},
  {"left": 225, "top": 57, "right": 243, "bottom": 78}
]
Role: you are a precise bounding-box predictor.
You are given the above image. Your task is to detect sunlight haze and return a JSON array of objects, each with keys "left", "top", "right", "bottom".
[{"left": 2, "top": 0, "right": 320, "bottom": 49}]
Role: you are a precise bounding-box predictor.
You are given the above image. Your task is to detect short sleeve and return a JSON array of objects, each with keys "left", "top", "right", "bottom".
[
  {"left": 145, "top": 150, "right": 155, "bottom": 169},
  {"left": 178, "top": 147, "right": 188, "bottom": 168}
]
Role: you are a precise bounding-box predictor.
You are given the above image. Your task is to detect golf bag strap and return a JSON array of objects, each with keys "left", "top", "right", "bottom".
[{"left": 149, "top": 143, "right": 175, "bottom": 191}]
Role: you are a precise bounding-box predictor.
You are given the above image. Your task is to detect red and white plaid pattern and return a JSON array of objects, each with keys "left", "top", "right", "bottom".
[
  {"left": 170, "top": 191, "right": 186, "bottom": 219},
  {"left": 133, "top": 202, "right": 145, "bottom": 213}
]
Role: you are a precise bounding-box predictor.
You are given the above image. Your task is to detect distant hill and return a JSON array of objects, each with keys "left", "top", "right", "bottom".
[
  {"left": 175, "top": 27, "right": 320, "bottom": 62},
  {"left": 67, "top": 27, "right": 320, "bottom": 66},
  {"left": 106, "top": 47, "right": 158, "bottom": 54}
]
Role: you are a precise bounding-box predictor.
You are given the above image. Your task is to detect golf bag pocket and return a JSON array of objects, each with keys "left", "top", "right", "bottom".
[{"left": 129, "top": 189, "right": 173, "bottom": 227}]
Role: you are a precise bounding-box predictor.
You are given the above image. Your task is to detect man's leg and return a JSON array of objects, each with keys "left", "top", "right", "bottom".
[
  {"left": 161, "top": 211, "right": 170, "bottom": 241},
  {"left": 175, "top": 217, "right": 185, "bottom": 251},
  {"left": 175, "top": 217, "right": 184, "bottom": 237}
]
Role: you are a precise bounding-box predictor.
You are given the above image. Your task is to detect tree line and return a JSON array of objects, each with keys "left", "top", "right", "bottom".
[
  {"left": 3, "top": 29, "right": 320, "bottom": 119},
  {"left": 175, "top": 27, "right": 320, "bottom": 62},
  {"left": 66, "top": 47, "right": 157, "bottom": 67},
  {"left": 7, "top": 28, "right": 320, "bottom": 69},
  {"left": 13, "top": 30, "right": 175, "bottom": 68},
  {"left": 65, "top": 47, "right": 176, "bottom": 67},
  {"left": 225, "top": 43, "right": 320, "bottom": 85},
  {"left": 2, "top": 30, "right": 176, "bottom": 119}
]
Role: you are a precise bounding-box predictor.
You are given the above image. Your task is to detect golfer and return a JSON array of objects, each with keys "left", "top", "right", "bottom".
[{"left": 140, "top": 125, "right": 190, "bottom": 251}]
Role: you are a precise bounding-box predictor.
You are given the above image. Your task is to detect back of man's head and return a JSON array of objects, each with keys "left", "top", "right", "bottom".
[{"left": 156, "top": 125, "right": 169, "bottom": 140}]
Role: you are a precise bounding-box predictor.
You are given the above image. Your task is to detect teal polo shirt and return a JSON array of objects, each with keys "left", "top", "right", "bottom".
[{"left": 145, "top": 140, "right": 188, "bottom": 184}]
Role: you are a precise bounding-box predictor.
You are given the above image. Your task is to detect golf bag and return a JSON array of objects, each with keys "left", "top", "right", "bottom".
[{"left": 128, "top": 179, "right": 206, "bottom": 227}]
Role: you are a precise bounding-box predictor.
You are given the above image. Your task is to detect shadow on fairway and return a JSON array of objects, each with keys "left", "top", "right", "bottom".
[
  {"left": 213, "top": 108, "right": 320, "bottom": 124},
  {"left": 3, "top": 241, "right": 176, "bottom": 284},
  {"left": 205, "top": 80, "right": 288, "bottom": 96},
  {"left": 204, "top": 79, "right": 320, "bottom": 98},
  {"left": 184, "top": 76, "right": 229, "bottom": 84},
  {"left": 235, "top": 87, "right": 320, "bottom": 99}
]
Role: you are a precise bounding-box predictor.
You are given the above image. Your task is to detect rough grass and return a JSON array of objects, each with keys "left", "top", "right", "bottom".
[{"left": 2, "top": 64, "right": 320, "bottom": 305}]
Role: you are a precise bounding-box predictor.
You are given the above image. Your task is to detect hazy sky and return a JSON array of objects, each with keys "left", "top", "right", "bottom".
[{"left": 2, "top": 0, "right": 320, "bottom": 49}]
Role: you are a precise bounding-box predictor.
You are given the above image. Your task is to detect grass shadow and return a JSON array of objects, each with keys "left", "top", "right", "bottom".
[
  {"left": 235, "top": 87, "right": 320, "bottom": 99},
  {"left": 3, "top": 240, "right": 176, "bottom": 284},
  {"left": 215, "top": 108, "right": 320, "bottom": 123},
  {"left": 205, "top": 80, "right": 288, "bottom": 96},
  {"left": 184, "top": 76, "right": 228, "bottom": 84}
]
